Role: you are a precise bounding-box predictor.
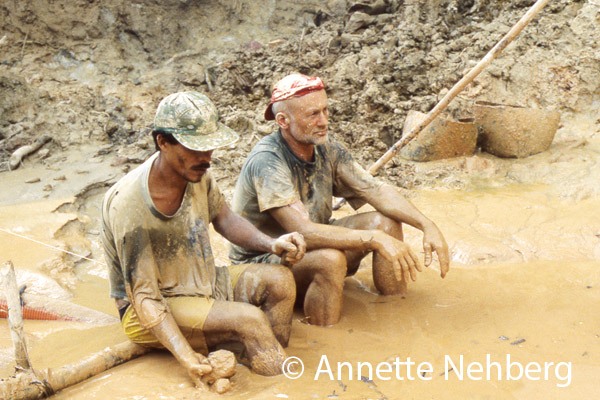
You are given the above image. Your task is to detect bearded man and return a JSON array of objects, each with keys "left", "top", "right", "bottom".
[{"left": 230, "top": 74, "right": 449, "bottom": 326}]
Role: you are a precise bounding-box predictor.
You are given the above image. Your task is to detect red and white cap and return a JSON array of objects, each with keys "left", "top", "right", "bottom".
[{"left": 264, "top": 74, "right": 325, "bottom": 120}]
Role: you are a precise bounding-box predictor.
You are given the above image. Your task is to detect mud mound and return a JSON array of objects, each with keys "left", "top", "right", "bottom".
[
  {"left": 209, "top": 0, "right": 597, "bottom": 182},
  {"left": 0, "top": 0, "right": 598, "bottom": 197}
]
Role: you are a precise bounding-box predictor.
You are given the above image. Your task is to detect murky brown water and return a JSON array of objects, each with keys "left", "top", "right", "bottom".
[{"left": 1, "top": 182, "right": 599, "bottom": 399}]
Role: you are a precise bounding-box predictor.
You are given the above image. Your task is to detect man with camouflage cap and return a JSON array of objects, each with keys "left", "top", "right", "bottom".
[
  {"left": 101, "top": 91, "right": 305, "bottom": 386},
  {"left": 230, "top": 74, "right": 450, "bottom": 326}
]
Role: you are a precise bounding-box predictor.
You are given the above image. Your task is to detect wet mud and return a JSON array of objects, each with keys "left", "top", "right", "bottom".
[{"left": 1, "top": 176, "right": 599, "bottom": 399}]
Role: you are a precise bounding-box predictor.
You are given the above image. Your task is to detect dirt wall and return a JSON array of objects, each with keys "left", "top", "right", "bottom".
[{"left": 0, "top": 0, "right": 598, "bottom": 196}]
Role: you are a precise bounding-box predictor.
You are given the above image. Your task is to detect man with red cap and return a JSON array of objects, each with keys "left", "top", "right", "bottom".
[{"left": 230, "top": 74, "right": 450, "bottom": 326}]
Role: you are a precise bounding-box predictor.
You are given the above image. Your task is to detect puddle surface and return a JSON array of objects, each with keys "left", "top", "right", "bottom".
[{"left": 1, "top": 185, "right": 599, "bottom": 399}]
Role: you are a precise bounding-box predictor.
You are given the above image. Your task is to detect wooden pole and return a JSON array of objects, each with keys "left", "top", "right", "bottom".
[
  {"left": 0, "top": 269, "right": 235, "bottom": 398},
  {"left": 333, "top": 0, "right": 552, "bottom": 210},
  {"left": 0, "top": 261, "right": 148, "bottom": 399},
  {"left": 0, "top": 341, "right": 149, "bottom": 400},
  {"left": 1, "top": 261, "right": 32, "bottom": 371},
  {"left": 0, "top": 344, "right": 238, "bottom": 399},
  {"left": 367, "top": 0, "right": 552, "bottom": 175}
]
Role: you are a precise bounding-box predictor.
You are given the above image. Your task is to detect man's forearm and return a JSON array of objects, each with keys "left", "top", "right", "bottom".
[
  {"left": 368, "top": 184, "right": 436, "bottom": 232},
  {"left": 150, "top": 313, "right": 194, "bottom": 364},
  {"left": 301, "top": 223, "right": 383, "bottom": 252},
  {"left": 213, "top": 204, "right": 274, "bottom": 254},
  {"left": 365, "top": 184, "right": 450, "bottom": 274},
  {"left": 148, "top": 313, "right": 211, "bottom": 388},
  {"left": 149, "top": 313, "right": 200, "bottom": 367},
  {"left": 270, "top": 202, "right": 382, "bottom": 252},
  {"left": 227, "top": 214, "right": 274, "bottom": 253}
]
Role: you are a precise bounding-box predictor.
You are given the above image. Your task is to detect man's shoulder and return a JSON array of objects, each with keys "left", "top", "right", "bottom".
[
  {"left": 244, "top": 132, "right": 285, "bottom": 165},
  {"left": 250, "top": 131, "right": 283, "bottom": 154},
  {"left": 103, "top": 153, "right": 155, "bottom": 214},
  {"left": 315, "top": 138, "right": 353, "bottom": 167},
  {"left": 308, "top": 140, "right": 346, "bottom": 184}
]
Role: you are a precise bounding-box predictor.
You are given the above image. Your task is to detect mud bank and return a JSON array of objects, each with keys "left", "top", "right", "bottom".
[{"left": 1, "top": 1, "right": 599, "bottom": 196}]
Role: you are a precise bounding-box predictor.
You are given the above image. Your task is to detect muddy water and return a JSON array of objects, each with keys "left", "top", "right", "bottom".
[{"left": 1, "top": 185, "right": 599, "bottom": 399}]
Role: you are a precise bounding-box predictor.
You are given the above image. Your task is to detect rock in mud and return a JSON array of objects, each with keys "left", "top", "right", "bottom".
[
  {"left": 8, "top": 135, "right": 52, "bottom": 170},
  {"left": 328, "top": 0, "right": 348, "bottom": 16},
  {"left": 203, "top": 349, "right": 236, "bottom": 384},
  {"left": 211, "top": 378, "right": 232, "bottom": 394},
  {"left": 345, "top": 11, "right": 376, "bottom": 32}
]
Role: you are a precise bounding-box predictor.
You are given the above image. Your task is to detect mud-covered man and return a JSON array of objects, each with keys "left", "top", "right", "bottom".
[
  {"left": 230, "top": 74, "right": 450, "bottom": 326},
  {"left": 101, "top": 92, "right": 306, "bottom": 386}
]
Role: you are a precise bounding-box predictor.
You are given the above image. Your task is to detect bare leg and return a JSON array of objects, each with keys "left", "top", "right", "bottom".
[
  {"left": 202, "top": 301, "right": 286, "bottom": 376},
  {"left": 234, "top": 264, "right": 295, "bottom": 346},
  {"left": 290, "top": 249, "right": 347, "bottom": 326},
  {"left": 332, "top": 211, "right": 408, "bottom": 295}
]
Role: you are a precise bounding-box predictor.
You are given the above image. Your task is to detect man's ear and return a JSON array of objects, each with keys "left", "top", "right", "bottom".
[
  {"left": 156, "top": 133, "right": 169, "bottom": 151},
  {"left": 275, "top": 112, "right": 290, "bottom": 129}
]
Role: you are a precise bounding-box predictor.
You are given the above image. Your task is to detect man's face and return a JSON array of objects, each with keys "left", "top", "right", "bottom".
[
  {"left": 286, "top": 90, "right": 329, "bottom": 146},
  {"left": 160, "top": 136, "right": 214, "bottom": 183}
]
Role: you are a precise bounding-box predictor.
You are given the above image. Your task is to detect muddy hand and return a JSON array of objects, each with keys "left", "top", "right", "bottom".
[
  {"left": 374, "top": 231, "right": 422, "bottom": 282},
  {"left": 423, "top": 225, "right": 450, "bottom": 278},
  {"left": 271, "top": 232, "right": 306, "bottom": 265},
  {"left": 185, "top": 353, "right": 212, "bottom": 390}
]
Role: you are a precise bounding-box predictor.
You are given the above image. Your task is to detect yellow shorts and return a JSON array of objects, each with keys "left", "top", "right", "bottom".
[
  {"left": 228, "top": 263, "right": 249, "bottom": 289},
  {"left": 122, "top": 296, "right": 215, "bottom": 350}
]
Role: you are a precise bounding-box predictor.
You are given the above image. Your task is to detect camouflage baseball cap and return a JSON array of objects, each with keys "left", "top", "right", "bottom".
[{"left": 154, "top": 91, "right": 239, "bottom": 151}]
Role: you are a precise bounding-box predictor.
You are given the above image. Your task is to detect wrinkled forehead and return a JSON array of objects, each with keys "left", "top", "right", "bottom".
[{"left": 286, "top": 89, "right": 328, "bottom": 113}]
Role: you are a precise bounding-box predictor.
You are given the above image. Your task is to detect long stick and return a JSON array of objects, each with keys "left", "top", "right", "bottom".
[
  {"left": 0, "top": 341, "right": 149, "bottom": 400},
  {"left": 333, "top": 0, "right": 551, "bottom": 210},
  {"left": 367, "top": 0, "right": 551, "bottom": 175},
  {"left": 1, "top": 261, "right": 32, "bottom": 371},
  {"left": 0, "top": 344, "right": 237, "bottom": 399}
]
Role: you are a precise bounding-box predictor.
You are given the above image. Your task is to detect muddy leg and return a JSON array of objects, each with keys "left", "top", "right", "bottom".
[
  {"left": 291, "top": 249, "right": 346, "bottom": 326},
  {"left": 333, "top": 211, "right": 408, "bottom": 295},
  {"left": 234, "top": 264, "right": 295, "bottom": 346},
  {"left": 203, "top": 301, "right": 286, "bottom": 376}
]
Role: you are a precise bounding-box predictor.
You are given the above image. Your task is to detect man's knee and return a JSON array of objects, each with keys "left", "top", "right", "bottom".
[
  {"left": 372, "top": 212, "right": 403, "bottom": 239},
  {"left": 234, "top": 303, "right": 272, "bottom": 338},
  {"left": 262, "top": 264, "right": 295, "bottom": 297},
  {"left": 313, "top": 249, "right": 347, "bottom": 286},
  {"left": 237, "top": 264, "right": 295, "bottom": 304}
]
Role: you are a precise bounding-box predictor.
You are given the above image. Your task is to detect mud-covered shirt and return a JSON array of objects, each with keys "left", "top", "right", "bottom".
[
  {"left": 101, "top": 152, "right": 226, "bottom": 330},
  {"left": 229, "top": 130, "right": 383, "bottom": 262}
]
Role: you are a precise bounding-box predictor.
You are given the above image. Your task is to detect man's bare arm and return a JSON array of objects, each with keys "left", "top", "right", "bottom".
[
  {"left": 149, "top": 313, "right": 211, "bottom": 388},
  {"left": 358, "top": 183, "right": 450, "bottom": 278},
  {"left": 269, "top": 201, "right": 421, "bottom": 282},
  {"left": 213, "top": 202, "right": 306, "bottom": 264}
]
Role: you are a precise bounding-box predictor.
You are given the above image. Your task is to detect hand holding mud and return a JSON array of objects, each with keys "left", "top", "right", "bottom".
[
  {"left": 271, "top": 232, "right": 306, "bottom": 265},
  {"left": 182, "top": 350, "right": 237, "bottom": 393},
  {"left": 182, "top": 352, "right": 212, "bottom": 390}
]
